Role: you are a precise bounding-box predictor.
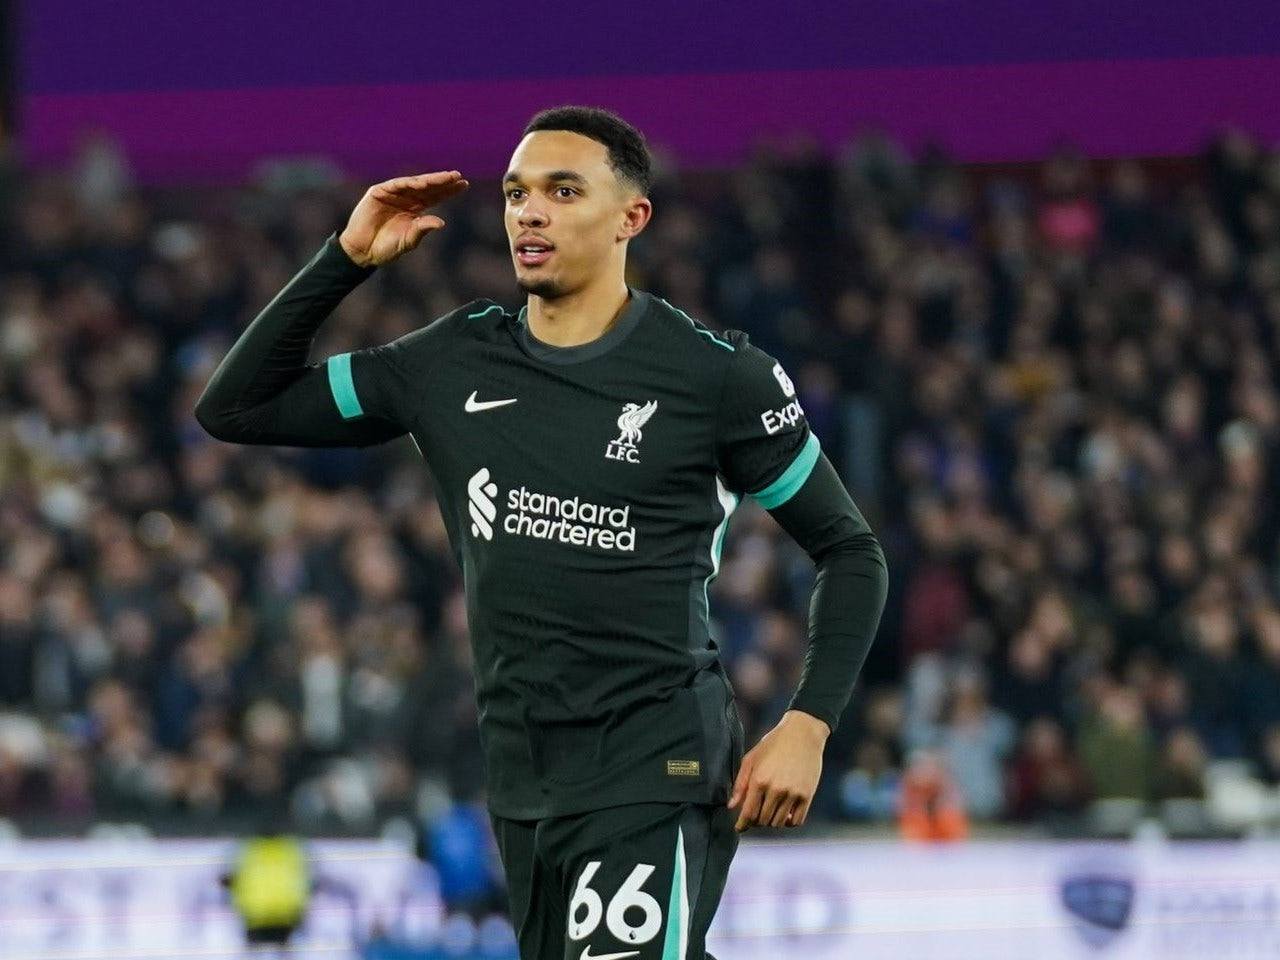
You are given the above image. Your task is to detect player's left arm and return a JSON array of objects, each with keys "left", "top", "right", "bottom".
[
  {"left": 714, "top": 338, "right": 888, "bottom": 831},
  {"left": 736, "top": 454, "right": 888, "bottom": 830}
]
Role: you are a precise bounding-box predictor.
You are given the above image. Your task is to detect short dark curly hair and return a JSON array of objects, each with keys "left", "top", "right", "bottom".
[{"left": 523, "top": 106, "right": 652, "bottom": 197}]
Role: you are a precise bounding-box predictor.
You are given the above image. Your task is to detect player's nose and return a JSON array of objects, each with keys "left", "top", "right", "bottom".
[{"left": 517, "top": 202, "right": 549, "bottom": 228}]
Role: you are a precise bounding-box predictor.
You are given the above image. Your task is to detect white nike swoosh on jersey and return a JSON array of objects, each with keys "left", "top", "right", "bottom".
[
  {"left": 579, "top": 949, "right": 639, "bottom": 960},
  {"left": 464, "top": 391, "right": 518, "bottom": 412}
]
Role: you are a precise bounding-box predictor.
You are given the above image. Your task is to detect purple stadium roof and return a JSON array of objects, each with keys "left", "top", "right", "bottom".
[{"left": 18, "top": 0, "right": 1280, "bottom": 182}]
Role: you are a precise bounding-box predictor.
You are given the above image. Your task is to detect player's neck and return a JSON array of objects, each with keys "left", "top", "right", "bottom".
[{"left": 525, "top": 276, "right": 630, "bottom": 348}]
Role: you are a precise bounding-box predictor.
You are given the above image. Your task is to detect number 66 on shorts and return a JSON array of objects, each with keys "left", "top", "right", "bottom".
[
  {"left": 568, "top": 860, "right": 666, "bottom": 946},
  {"left": 490, "top": 801, "right": 738, "bottom": 960}
]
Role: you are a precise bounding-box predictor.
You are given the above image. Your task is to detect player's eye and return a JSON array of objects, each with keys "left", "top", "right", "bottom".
[
  {"left": 554, "top": 186, "right": 578, "bottom": 198},
  {"left": 505, "top": 188, "right": 524, "bottom": 201}
]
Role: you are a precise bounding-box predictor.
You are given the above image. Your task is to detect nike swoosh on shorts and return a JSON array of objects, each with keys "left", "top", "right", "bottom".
[{"left": 579, "top": 948, "right": 639, "bottom": 960}]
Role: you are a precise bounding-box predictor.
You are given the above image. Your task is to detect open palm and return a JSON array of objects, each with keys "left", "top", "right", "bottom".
[{"left": 340, "top": 170, "right": 470, "bottom": 266}]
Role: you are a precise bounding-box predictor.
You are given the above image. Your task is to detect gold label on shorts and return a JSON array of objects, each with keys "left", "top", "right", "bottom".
[{"left": 666, "top": 759, "right": 701, "bottom": 777}]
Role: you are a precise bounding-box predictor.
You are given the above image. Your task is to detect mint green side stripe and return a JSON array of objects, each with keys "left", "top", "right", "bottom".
[
  {"left": 703, "top": 478, "right": 739, "bottom": 612},
  {"left": 751, "top": 432, "right": 820, "bottom": 509},
  {"left": 326, "top": 352, "right": 364, "bottom": 419},
  {"left": 467, "top": 304, "right": 503, "bottom": 320},
  {"left": 661, "top": 826, "right": 687, "bottom": 960}
]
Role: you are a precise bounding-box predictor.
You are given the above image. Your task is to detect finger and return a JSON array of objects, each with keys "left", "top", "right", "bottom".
[
  {"left": 735, "top": 780, "right": 764, "bottom": 831},
  {"left": 433, "top": 178, "right": 470, "bottom": 199},
  {"left": 792, "top": 797, "right": 812, "bottom": 827},
  {"left": 413, "top": 180, "right": 469, "bottom": 208},
  {"left": 410, "top": 215, "right": 446, "bottom": 240},
  {"left": 767, "top": 792, "right": 798, "bottom": 829},
  {"left": 411, "top": 171, "right": 467, "bottom": 194},
  {"left": 729, "top": 755, "right": 755, "bottom": 808},
  {"left": 378, "top": 174, "right": 469, "bottom": 200},
  {"left": 776, "top": 795, "right": 803, "bottom": 828},
  {"left": 735, "top": 781, "right": 765, "bottom": 832},
  {"left": 382, "top": 183, "right": 470, "bottom": 205},
  {"left": 390, "top": 170, "right": 463, "bottom": 190},
  {"left": 758, "top": 786, "right": 788, "bottom": 828}
]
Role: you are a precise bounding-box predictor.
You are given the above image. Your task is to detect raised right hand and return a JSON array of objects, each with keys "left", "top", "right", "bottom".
[{"left": 338, "top": 170, "right": 469, "bottom": 267}]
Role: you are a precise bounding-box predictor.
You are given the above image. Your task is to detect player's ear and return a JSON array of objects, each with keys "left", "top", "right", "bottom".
[{"left": 617, "top": 195, "right": 652, "bottom": 242}]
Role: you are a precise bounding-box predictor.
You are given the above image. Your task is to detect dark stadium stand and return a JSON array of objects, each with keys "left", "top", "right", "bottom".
[{"left": 3, "top": 130, "right": 1280, "bottom": 841}]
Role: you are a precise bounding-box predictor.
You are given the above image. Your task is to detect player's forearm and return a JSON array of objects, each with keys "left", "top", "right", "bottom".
[
  {"left": 768, "top": 454, "right": 889, "bottom": 733},
  {"left": 194, "top": 233, "right": 396, "bottom": 446},
  {"left": 786, "top": 533, "right": 888, "bottom": 731}
]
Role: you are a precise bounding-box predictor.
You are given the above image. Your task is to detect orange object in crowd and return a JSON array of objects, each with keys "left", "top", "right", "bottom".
[{"left": 898, "top": 750, "right": 970, "bottom": 842}]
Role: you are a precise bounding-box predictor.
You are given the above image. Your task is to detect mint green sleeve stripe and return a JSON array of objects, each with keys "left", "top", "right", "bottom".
[
  {"left": 326, "top": 352, "right": 364, "bottom": 419},
  {"left": 751, "top": 432, "right": 821, "bottom": 509}
]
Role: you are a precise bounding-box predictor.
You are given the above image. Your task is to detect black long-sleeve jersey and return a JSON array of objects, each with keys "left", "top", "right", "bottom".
[{"left": 196, "top": 233, "right": 888, "bottom": 819}]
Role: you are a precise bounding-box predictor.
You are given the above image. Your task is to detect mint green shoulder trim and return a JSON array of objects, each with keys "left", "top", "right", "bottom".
[
  {"left": 656, "top": 296, "right": 734, "bottom": 352},
  {"left": 751, "top": 433, "right": 820, "bottom": 509},
  {"left": 326, "top": 352, "right": 364, "bottom": 419},
  {"left": 466, "top": 304, "right": 503, "bottom": 320}
]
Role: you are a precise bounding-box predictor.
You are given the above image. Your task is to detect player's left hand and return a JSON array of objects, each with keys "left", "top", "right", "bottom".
[{"left": 729, "top": 709, "right": 830, "bottom": 832}]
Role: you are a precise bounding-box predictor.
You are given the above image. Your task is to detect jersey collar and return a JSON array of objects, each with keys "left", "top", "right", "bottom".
[{"left": 513, "top": 287, "right": 649, "bottom": 365}]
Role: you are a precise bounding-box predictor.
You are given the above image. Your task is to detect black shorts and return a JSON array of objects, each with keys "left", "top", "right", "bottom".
[
  {"left": 491, "top": 801, "right": 738, "bottom": 960},
  {"left": 245, "top": 922, "right": 298, "bottom": 944}
]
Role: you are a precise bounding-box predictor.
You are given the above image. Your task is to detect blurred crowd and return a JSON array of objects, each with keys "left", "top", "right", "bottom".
[{"left": 3, "top": 127, "right": 1280, "bottom": 836}]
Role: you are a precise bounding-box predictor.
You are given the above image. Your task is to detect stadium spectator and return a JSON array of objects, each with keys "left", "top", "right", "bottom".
[
  {"left": 1077, "top": 685, "right": 1154, "bottom": 803},
  {"left": 1005, "top": 717, "right": 1090, "bottom": 823},
  {"left": 1257, "top": 726, "right": 1280, "bottom": 788},
  {"left": 225, "top": 830, "right": 312, "bottom": 955},
  {"left": 937, "top": 668, "right": 1016, "bottom": 819},
  {"left": 1153, "top": 726, "right": 1209, "bottom": 802},
  {"left": 897, "top": 748, "right": 969, "bottom": 842},
  {"left": 838, "top": 737, "right": 901, "bottom": 821}
]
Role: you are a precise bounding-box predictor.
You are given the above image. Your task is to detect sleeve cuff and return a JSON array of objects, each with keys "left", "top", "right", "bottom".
[
  {"left": 786, "top": 698, "right": 840, "bottom": 735},
  {"left": 321, "top": 231, "right": 377, "bottom": 281}
]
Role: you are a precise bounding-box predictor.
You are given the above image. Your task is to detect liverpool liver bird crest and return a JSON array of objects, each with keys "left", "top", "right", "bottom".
[
  {"left": 606, "top": 400, "right": 658, "bottom": 463},
  {"left": 615, "top": 400, "right": 658, "bottom": 446}
]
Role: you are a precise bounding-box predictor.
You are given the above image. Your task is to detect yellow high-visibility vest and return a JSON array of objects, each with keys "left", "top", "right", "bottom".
[{"left": 230, "top": 836, "right": 310, "bottom": 929}]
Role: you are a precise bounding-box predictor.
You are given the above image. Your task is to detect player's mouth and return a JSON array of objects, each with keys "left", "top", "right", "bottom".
[{"left": 515, "top": 238, "right": 555, "bottom": 267}]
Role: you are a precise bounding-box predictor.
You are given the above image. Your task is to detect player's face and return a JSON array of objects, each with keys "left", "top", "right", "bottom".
[{"left": 503, "top": 131, "right": 645, "bottom": 299}]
